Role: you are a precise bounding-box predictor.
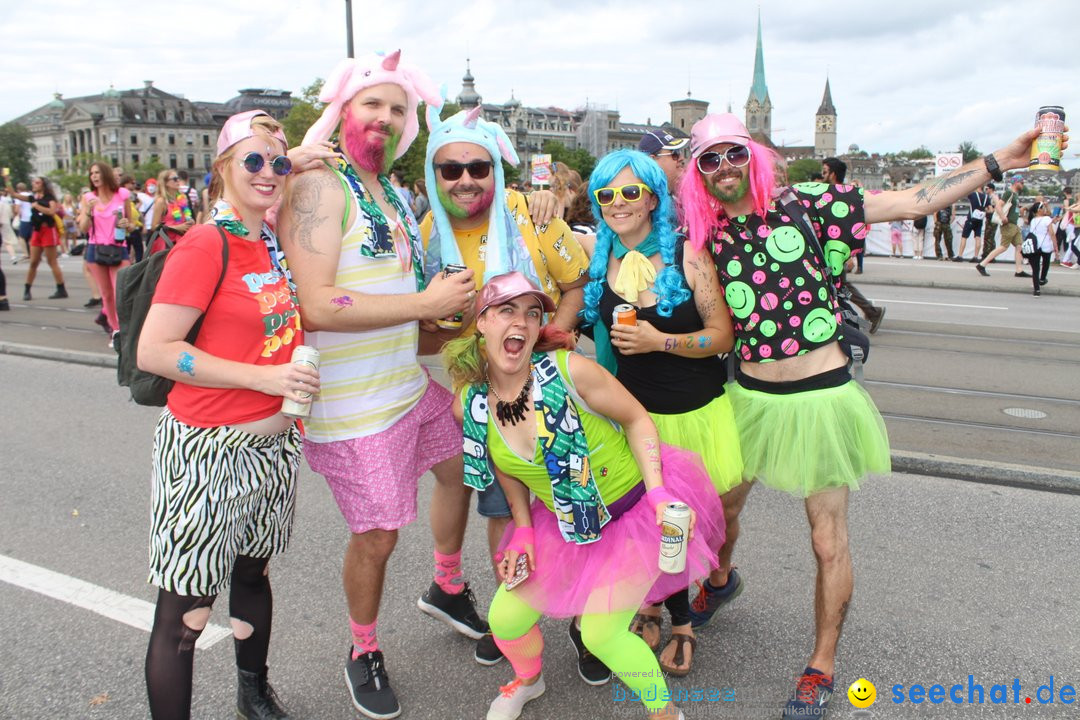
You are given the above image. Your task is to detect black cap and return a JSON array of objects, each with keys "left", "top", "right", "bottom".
[{"left": 638, "top": 127, "right": 690, "bottom": 156}]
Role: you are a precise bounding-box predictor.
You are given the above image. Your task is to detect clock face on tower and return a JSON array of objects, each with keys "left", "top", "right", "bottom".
[{"left": 817, "top": 116, "right": 834, "bottom": 131}]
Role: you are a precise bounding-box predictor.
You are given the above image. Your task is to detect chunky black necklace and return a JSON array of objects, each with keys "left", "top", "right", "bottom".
[{"left": 488, "top": 368, "right": 534, "bottom": 426}]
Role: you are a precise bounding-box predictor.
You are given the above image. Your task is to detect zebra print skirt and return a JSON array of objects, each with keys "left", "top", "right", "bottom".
[{"left": 148, "top": 409, "right": 302, "bottom": 596}]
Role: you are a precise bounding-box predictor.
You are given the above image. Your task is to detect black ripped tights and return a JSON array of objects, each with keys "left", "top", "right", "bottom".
[{"left": 145, "top": 555, "right": 273, "bottom": 720}]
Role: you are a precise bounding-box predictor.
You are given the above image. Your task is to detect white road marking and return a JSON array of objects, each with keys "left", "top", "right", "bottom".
[
  {"left": 0, "top": 554, "right": 231, "bottom": 649},
  {"left": 871, "top": 299, "right": 1008, "bottom": 310}
]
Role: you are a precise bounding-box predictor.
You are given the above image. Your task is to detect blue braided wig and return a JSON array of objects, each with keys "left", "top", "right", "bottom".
[{"left": 582, "top": 149, "right": 689, "bottom": 325}]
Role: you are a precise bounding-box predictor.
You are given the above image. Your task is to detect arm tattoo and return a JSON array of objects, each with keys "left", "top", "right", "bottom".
[
  {"left": 288, "top": 174, "right": 331, "bottom": 255},
  {"left": 330, "top": 295, "right": 354, "bottom": 310},
  {"left": 913, "top": 169, "right": 978, "bottom": 205},
  {"left": 177, "top": 352, "right": 195, "bottom": 376}
]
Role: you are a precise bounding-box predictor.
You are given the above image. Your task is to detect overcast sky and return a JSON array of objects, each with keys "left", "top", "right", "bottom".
[{"left": 3, "top": 0, "right": 1075, "bottom": 168}]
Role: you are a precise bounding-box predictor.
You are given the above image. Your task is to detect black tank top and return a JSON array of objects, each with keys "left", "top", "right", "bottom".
[{"left": 597, "top": 246, "right": 726, "bottom": 415}]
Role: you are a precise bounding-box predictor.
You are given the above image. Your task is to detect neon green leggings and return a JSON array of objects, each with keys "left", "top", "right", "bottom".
[{"left": 488, "top": 585, "right": 670, "bottom": 713}]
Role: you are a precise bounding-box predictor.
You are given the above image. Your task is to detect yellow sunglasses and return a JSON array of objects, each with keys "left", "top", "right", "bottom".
[{"left": 593, "top": 183, "right": 653, "bottom": 206}]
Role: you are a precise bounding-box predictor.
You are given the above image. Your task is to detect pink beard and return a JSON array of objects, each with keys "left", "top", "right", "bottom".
[
  {"left": 459, "top": 185, "right": 496, "bottom": 218},
  {"left": 342, "top": 119, "right": 389, "bottom": 174}
]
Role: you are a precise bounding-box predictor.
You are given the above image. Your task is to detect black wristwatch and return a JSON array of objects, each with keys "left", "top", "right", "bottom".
[{"left": 983, "top": 154, "right": 1003, "bottom": 182}]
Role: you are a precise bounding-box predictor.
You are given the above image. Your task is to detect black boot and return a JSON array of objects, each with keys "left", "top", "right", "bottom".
[
  {"left": 237, "top": 667, "right": 290, "bottom": 720},
  {"left": 49, "top": 283, "right": 68, "bottom": 299},
  {"left": 23, "top": 284, "right": 31, "bottom": 301},
  {"left": 0, "top": 298, "right": 9, "bottom": 311}
]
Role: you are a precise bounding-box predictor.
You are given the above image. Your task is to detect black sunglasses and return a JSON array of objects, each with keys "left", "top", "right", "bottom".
[
  {"left": 696, "top": 145, "right": 752, "bottom": 174},
  {"left": 435, "top": 160, "right": 493, "bottom": 181},
  {"left": 241, "top": 152, "right": 292, "bottom": 176}
]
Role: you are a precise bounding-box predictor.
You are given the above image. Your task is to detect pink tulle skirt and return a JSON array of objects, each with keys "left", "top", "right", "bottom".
[{"left": 498, "top": 444, "right": 726, "bottom": 617}]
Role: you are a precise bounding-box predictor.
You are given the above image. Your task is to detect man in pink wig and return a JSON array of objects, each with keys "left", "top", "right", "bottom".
[
  {"left": 278, "top": 50, "right": 484, "bottom": 719},
  {"left": 678, "top": 112, "right": 1054, "bottom": 719}
]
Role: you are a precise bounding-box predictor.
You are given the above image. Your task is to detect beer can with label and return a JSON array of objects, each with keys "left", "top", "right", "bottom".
[
  {"left": 1029, "top": 106, "right": 1065, "bottom": 172},
  {"left": 658, "top": 502, "right": 691, "bottom": 574},
  {"left": 281, "top": 345, "right": 320, "bottom": 418},
  {"left": 436, "top": 264, "right": 469, "bottom": 330},
  {"left": 613, "top": 303, "right": 637, "bottom": 326}
]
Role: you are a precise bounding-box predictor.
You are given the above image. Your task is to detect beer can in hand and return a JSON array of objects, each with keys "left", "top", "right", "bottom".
[
  {"left": 613, "top": 303, "right": 637, "bottom": 326},
  {"left": 1029, "top": 106, "right": 1065, "bottom": 172},
  {"left": 436, "top": 263, "right": 469, "bottom": 330},
  {"left": 659, "top": 502, "right": 691, "bottom": 574},
  {"left": 281, "top": 344, "right": 320, "bottom": 418}
]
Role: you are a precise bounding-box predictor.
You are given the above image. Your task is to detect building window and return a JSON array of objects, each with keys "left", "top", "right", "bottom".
[
  {"left": 184, "top": 111, "right": 192, "bottom": 122},
  {"left": 186, "top": 154, "right": 195, "bottom": 170},
  {"left": 202, "top": 134, "right": 210, "bottom": 146},
  {"left": 169, "top": 154, "right": 177, "bottom": 169},
  {"left": 185, "top": 133, "right": 194, "bottom": 146},
  {"left": 168, "top": 134, "right": 176, "bottom": 146},
  {"left": 203, "top": 154, "right": 211, "bottom": 168},
  {"left": 149, "top": 134, "right": 158, "bottom": 145},
  {"left": 148, "top": 109, "right": 157, "bottom": 122},
  {"left": 107, "top": 106, "right": 116, "bottom": 118},
  {"left": 131, "top": 154, "right": 139, "bottom": 165},
  {"left": 166, "top": 109, "right": 175, "bottom": 122},
  {"left": 130, "top": 134, "right": 138, "bottom": 145}
]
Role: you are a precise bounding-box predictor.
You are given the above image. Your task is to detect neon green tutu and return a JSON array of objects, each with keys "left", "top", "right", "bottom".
[
  {"left": 726, "top": 379, "right": 890, "bottom": 497},
  {"left": 650, "top": 394, "right": 744, "bottom": 495}
]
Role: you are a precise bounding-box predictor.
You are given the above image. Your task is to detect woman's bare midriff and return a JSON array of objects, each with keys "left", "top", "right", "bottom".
[
  {"left": 229, "top": 412, "right": 296, "bottom": 436},
  {"left": 737, "top": 341, "right": 848, "bottom": 383}
]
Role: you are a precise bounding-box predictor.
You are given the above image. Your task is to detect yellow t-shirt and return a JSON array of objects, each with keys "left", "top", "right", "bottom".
[{"left": 420, "top": 190, "right": 588, "bottom": 332}]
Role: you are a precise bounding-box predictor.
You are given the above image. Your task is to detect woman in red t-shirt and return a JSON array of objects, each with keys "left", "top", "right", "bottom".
[
  {"left": 137, "top": 111, "right": 319, "bottom": 720},
  {"left": 77, "top": 162, "right": 132, "bottom": 340}
]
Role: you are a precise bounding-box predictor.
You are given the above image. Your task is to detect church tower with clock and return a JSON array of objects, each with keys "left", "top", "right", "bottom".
[{"left": 815, "top": 78, "right": 837, "bottom": 158}]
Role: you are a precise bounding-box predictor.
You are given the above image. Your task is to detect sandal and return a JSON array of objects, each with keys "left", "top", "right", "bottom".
[
  {"left": 629, "top": 612, "right": 662, "bottom": 651},
  {"left": 659, "top": 633, "right": 696, "bottom": 677}
]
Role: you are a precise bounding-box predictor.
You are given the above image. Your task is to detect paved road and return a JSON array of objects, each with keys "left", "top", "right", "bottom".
[{"left": 2, "top": 354, "right": 1080, "bottom": 719}]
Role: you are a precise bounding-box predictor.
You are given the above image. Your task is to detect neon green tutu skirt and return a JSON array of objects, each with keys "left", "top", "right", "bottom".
[
  {"left": 726, "top": 379, "right": 890, "bottom": 497},
  {"left": 650, "top": 394, "right": 744, "bottom": 495}
]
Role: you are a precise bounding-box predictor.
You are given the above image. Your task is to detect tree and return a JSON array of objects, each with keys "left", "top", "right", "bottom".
[
  {"left": 47, "top": 152, "right": 110, "bottom": 197},
  {"left": 898, "top": 146, "right": 934, "bottom": 161},
  {"left": 281, "top": 79, "right": 326, "bottom": 148},
  {"left": 540, "top": 140, "right": 596, "bottom": 180},
  {"left": 0, "top": 122, "right": 34, "bottom": 185},
  {"left": 958, "top": 140, "right": 980, "bottom": 164},
  {"left": 132, "top": 158, "right": 166, "bottom": 186},
  {"left": 787, "top": 158, "right": 822, "bottom": 184}
]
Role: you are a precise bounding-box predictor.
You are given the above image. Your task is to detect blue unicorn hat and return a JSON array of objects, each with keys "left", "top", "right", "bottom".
[{"left": 424, "top": 104, "right": 521, "bottom": 281}]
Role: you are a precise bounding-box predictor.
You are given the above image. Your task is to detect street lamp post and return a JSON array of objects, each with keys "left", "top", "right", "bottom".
[{"left": 345, "top": 0, "right": 354, "bottom": 58}]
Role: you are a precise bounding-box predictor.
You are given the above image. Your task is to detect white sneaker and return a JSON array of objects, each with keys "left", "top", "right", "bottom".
[{"left": 486, "top": 675, "right": 545, "bottom": 720}]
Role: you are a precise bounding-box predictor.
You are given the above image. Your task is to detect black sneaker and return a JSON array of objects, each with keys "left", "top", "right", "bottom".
[
  {"left": 345, "top": 649, "right": 400, "bottom": 720},
  {"left": 975, "top": 264, "right": 989, "bottom": 277},
  {"left": 567, "top": 620, "right": 612, "bottom": 686},
  {"left": 0, "top": 299, "right": 9, "bottom": 311},
  {"left": 782, "top": 667, "right": 834, "bottom": 718},
  {"left": 475, "top": 631, "right": 505, "bottom": 666},
  {"left": 84, "top": 297, "right": 102, "bottom": 308},
  {"left": 1015, "top": 271, "right": 1031, "bottom": 278},
  {"left": 688, "top": 568, "right": 745, "bottom": 628},
  {"left": 94, "top": 312, "right": 112, "bottom": 334},
  {"left": 416, "top": 581, "right": 486, "bottom": 639}
]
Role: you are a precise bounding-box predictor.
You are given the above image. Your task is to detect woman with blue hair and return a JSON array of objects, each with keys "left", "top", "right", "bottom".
[{"left": 582, "top": 149, "right": 744, "bottom": 676}]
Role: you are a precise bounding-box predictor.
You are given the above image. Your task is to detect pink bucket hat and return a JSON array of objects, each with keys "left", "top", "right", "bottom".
[
  {"left": 216, "top": 110, "right": 287, "bottom": 156},
  {"left": 302, "top": 49, "right": 440, "bottom": 159},
  {"left": 476, "top": 271, "right": 556, "bottom": 317},
  {"left": 690, "top": 113, "right": 753, "bottom": 158}
]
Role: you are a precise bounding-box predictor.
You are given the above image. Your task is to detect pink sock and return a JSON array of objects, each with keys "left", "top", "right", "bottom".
[
  {"left": 434, "top": 549, "right": 465, "bottom": 595},
  {"left": 350, "top": 617, "right": 378, "bottom": 660},
  {"left": 494, "top": 625, "right": 544, "bottom": 679}
]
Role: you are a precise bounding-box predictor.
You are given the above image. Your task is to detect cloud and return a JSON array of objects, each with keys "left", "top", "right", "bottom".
[{"left": 3, "top": 0, "right": 1077, "bottom": 168}]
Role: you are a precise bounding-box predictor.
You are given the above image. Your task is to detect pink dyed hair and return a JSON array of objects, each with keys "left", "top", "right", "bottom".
[{"left": 679, "top": 139, "right": 779, "bottom": 252}]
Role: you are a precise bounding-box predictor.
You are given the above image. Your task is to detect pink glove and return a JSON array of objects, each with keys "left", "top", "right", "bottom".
[
  {"left": 646, "top": 486, "right": 678, "bottom": 511},
  {"left": 507, "top": 525, "right": 535, "bottom": 554}
]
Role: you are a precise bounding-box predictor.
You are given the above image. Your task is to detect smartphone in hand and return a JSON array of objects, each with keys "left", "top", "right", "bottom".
[{"left": 504, "top": 553, "right": 530, "bottom": 590}]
